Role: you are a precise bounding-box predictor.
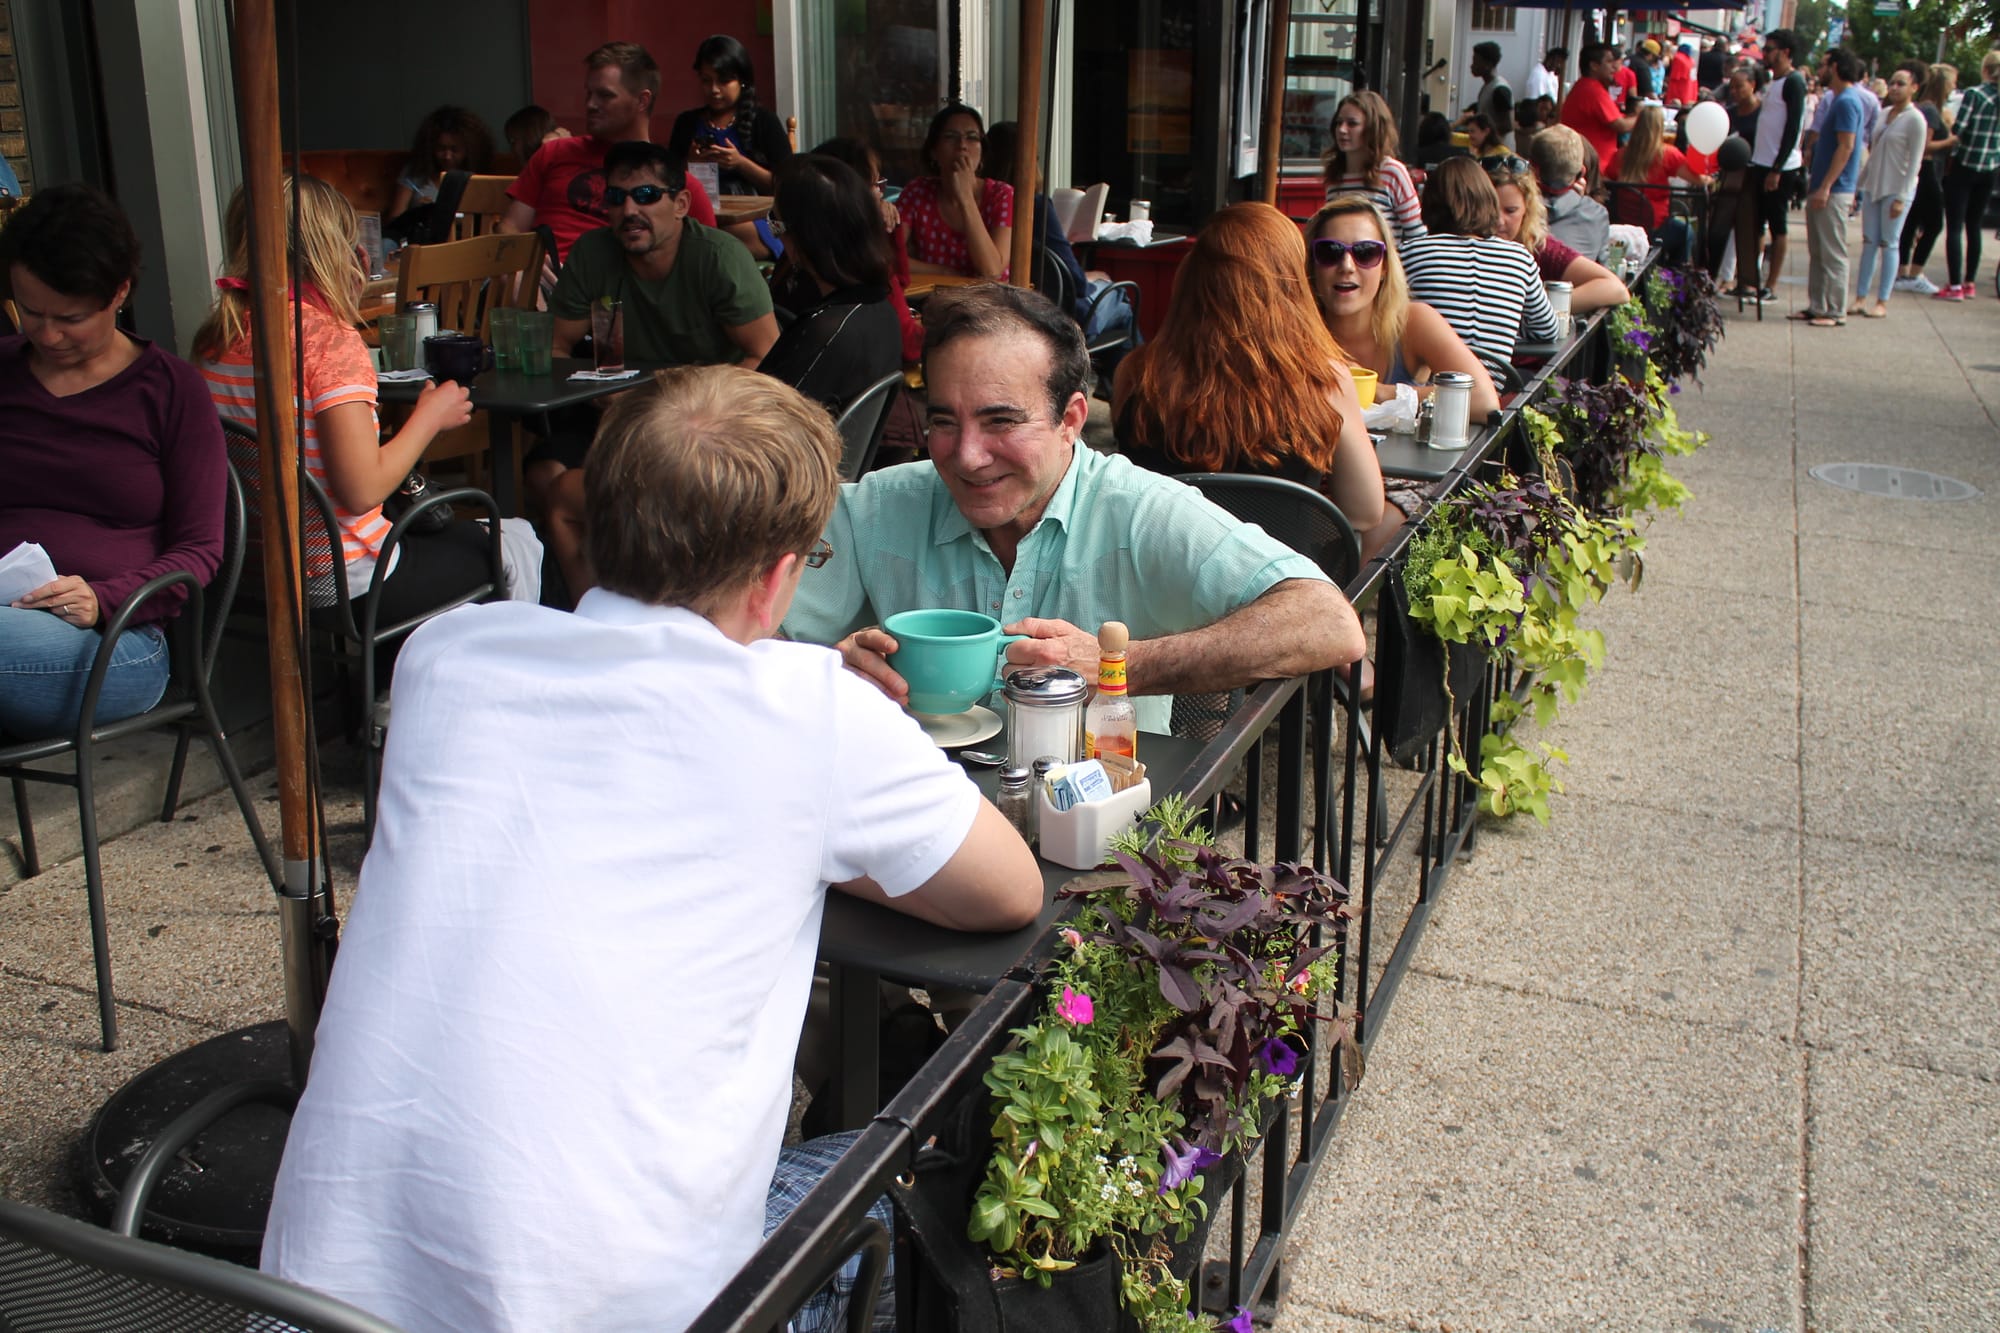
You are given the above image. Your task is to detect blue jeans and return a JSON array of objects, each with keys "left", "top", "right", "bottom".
[
  {"left": 0, "top": 607, "right": 170, "bottom": 740},
  {"left": 1855, "top": 195, "right": 1909, "bottom": 304}
]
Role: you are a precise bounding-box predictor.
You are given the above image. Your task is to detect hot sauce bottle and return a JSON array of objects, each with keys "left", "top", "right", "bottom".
[{"left": 1083, "top": 621, "right": 1137, "bottom": 762}]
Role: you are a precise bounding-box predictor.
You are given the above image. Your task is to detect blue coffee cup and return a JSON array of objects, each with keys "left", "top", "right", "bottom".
[{"left": 884, "top": 609, "right": 1028, "bottom": 715}]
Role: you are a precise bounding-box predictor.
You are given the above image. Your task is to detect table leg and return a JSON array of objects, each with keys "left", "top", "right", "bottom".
[
  {"left": 488, "top": 412, "right": 519, "bottom": 517},
  {"left": 833, "top": 963, "right": 879, "bottom": 1132}
]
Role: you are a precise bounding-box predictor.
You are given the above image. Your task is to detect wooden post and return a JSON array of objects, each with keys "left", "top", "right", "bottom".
[
  {"left": 230, "top": 0, "right": 328, "bottom": 1077},
  {"left": 1010, "top": 0, "right": 1048, "bottom": 288},
  {"left": 1259, "top": 0, "right": 1292, "bottom": 206}
]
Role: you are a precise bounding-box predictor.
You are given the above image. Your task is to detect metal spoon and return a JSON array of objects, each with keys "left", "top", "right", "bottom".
[{"left": 958, "top": 749, "right": 1006, "bottom": 767}]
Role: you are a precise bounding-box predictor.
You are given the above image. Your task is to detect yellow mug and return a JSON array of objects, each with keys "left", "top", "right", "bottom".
[{"left": 1347, "top": 366, "right": 1379, "bottom": 408}]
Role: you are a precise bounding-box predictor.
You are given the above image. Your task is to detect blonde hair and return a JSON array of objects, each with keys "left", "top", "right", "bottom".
[
  {"left": 585, "top": 366, "right": 840, "bottom": 611},
  {"left": 1485, "top": 156, "right": 1549, "bottom": 253},
  {"left": 1618, "top": 106, "right": 1666, "bottom": 183},
  {"left": 1304, "top": 196, "right": 1410, "bottom": 358},
  {"left": 1984, "top": 49, "right": 2000, "bottom": 83},
  {"left": 192, "top": 174, "right": 362, "bottom": 362}
]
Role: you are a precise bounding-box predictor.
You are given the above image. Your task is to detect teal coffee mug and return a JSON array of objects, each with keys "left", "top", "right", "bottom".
[{"left": 884, "top": 609, "right": 1027, "bottom": 715}]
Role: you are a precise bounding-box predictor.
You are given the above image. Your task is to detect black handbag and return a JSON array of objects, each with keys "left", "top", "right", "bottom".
[{"left": 383, "top": 472, "right": 451, "bottom": 536}]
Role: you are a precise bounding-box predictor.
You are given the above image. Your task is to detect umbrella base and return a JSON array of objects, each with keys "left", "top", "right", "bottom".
[{"left": 76, "top": 1019, "right": 297, "bottom": 1260}]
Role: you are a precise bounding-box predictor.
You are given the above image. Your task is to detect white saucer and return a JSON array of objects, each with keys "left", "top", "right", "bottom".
[{"left": 912, "top": 704, "right": 1003, "bottom": 749}]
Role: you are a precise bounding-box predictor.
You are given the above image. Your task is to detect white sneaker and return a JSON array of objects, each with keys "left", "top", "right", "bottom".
[
  {"left": 1892, "top": 276, "right": 1920, "bottom": 292},
  {"left": 1909, "top": 274, "right": 1940, "bottom": 294}
]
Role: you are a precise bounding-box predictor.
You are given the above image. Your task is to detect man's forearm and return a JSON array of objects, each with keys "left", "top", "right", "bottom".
[{"left": 1126, "top": 579, "right": 1363, "bottom": 697}]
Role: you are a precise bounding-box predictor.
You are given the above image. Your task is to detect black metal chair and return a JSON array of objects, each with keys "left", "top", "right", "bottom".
[
  {"left": 0, "top": 1195, "right": 405, "bottom": 1333},
  {"left": 1176, "top": 473, "right": 1369, "bottom": 847},
  {"left": 1480, "top": 349, "right": 1527, "bottom": 398},
  {"left": 219, "top": 422, "right": 505, "bottom": 840},
  {"left": 2, "top": 464, "right": 278, "bottom": 1052},
  {"left": 1034, "top": 244, "right": 1139, "bottom": 396},
  {"left": 832, "top": 371, "right": 907, "bottom": 481}
]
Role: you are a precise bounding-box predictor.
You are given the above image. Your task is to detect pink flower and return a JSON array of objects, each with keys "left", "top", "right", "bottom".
[
  {"left": 1059, "top": 927, "right": 1085, "bottom": 951},
  {"left": 1055, "top": 986, "right": 1094, "bottom": 1026},
  {"left": 1286, "top": 970, "right": 1310, "bottom": 995}
]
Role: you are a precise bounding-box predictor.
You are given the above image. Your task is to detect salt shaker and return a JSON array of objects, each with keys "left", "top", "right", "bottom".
[
  {"left": 1003, "top": 667, "right": 1087, "bottom": 769},
  {"left": 1544, "top": 280, "right": 1573, "bottom": 339},
  {"left": 404, "top": 301, "right": 439, "bottom": 346}
]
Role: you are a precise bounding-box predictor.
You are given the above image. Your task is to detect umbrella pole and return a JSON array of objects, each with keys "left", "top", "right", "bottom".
[
  {"left": 231, "top": 0, "right": 329, "bottom": 1083},
  {"left": 1010, "top": 0, "right": 1048, "bottom": 288},
  {"left": 1259, "top": 0, "right": 1290, "bottom": 205}
]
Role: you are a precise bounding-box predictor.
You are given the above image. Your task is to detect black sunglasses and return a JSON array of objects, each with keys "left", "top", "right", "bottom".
[
  {"left": 1309, "top": 238, "right": 1388, "bottom": 270},
  {"left": 603, "top": 183, "right": 676, "bottom": 207},
  {"left": 1481, "top": 154, "right": 1531, "bottom": 176}
]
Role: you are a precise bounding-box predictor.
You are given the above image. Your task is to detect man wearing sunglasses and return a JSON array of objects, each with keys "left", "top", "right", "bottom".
[{"left": 550, "top": 140, "right": 779, "bottom": 373}]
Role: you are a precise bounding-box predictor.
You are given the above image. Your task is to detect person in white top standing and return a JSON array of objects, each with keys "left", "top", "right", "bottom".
[
  {"left": 1850, "top": 64, "right": 1930, "bottom": 318},
  {"left": 259, "top": 366, "right": 1042, "bottom": 1333},
  {"left": 1526, "top": 46, "right": 1565, "bottom": 106}
]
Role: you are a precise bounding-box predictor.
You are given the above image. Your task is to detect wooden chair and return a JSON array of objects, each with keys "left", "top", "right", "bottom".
[
  {"left": 787, "top": 115, "right": 799, "bottom": 151},
  {"left": 451, "top": 174, "right": 518, "bottom": 241},
  {"left": 392, "top": 231, "right": 543, "bottom": 474}
]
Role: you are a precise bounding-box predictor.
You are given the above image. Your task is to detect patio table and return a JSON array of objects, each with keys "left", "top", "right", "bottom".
[
  {"left": 1374, "top": 425, "right": 1490, "bottom": 483},
  {"left": 377, "top": 357, "right": 643, "bottom": 516},
  {"left": 818, "top": 730, "right": 1208, "bottom": 1129}
]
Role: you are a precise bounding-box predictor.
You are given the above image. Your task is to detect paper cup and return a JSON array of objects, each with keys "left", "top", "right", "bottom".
[{"left": 1348, "top": 367, "right": 1379, "bottom": 408}]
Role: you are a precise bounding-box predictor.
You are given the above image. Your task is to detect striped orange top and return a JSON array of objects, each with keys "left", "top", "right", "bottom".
[{"left": 201, "top": 303, "right": 390, "bottom": 577}]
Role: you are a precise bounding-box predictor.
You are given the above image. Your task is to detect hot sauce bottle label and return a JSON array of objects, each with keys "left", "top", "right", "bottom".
[{"left": 1097, "top": 657, "right": 1128, "bottom": 693}]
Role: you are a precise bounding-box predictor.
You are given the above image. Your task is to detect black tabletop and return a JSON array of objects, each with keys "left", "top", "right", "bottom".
[
  {"left": 377, "top": 358, "right": 647, "bottom": 413},
  {"left": 1375, "top": 427, "right": 1486, "bottom": 482},
  {"left": 817, "top": 731, "right": 1206, "bottom": 992}
]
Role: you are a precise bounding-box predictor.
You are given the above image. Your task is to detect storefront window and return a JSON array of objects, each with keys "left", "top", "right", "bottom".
[
  {"left": 1282, "top": 0, "right": 1364, "bottom": 169},
  {"left": 1067, "top": 0, "right": 1199, "bottom": 226},
  {"left": 799, "top": 0, "right": 949, "bottom": 185}
]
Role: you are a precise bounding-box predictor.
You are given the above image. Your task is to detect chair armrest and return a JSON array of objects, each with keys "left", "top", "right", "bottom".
[
  {"left": 72, "top": 571, "right": 204, "bottom": 739},
  {"left": 359, "top": 487, "right": 507, "bottom": 647}
]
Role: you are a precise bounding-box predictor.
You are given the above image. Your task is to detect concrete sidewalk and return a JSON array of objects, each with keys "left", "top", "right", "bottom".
[{"left": 1276, "top": 255, "right": 2000, "bottom": 1327}]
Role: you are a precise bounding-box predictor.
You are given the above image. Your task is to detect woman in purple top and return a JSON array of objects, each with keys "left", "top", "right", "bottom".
[{"left": 0, "top": 185, "right": 224, "bottom": 739}]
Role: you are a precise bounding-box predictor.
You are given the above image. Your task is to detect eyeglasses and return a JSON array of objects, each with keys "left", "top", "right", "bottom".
[
  {"left": 602, "top": 183, "right": 675, "bottom": 207},
  {"left": 1309, "top": 238, "right": 1388, "bottom": 269},
  {"left": 805, "top": 538, "right": 835, "bottom": 570},
  {"left": 1481, "top": 154, "right": 1531, "bottom": 176},
  {"left": 937, "top": 130, "right": 983, "bottom": 145},
  {"left": 875, "top": 177, "right": 890, "bottom": 192}
]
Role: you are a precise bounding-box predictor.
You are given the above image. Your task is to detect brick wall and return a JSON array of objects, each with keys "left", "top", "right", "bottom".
[{"left": 0, "top": 0, "right": 28, "bottom": 195}]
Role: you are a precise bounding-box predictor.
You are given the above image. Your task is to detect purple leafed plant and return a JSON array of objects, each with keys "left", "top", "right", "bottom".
[{"left": 1061, "top": 844, "right": 1358, "bottom": 1153}]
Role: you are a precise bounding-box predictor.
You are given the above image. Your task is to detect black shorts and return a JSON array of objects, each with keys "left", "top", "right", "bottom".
[{"left": 1744, "top": 166, "right": 1801, "bottom": 236}]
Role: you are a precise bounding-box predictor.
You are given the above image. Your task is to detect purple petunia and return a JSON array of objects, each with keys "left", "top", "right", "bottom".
[
  {"left": 1625, "top": 329, "right": 1654, "bottom": 353},
  {"left": 1225, "top": 1305, "right": 1255, "bottom": 1332},
  {"left": 1256, "top": 1038, "right": 1298, "bottom": 1078},
  {"left": 1158, "top": 1136, "right": 1222, "bottom": 1193}
]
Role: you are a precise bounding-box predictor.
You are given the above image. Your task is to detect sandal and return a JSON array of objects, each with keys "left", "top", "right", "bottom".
[
  {"left": 1807, "top": 316, "right": 1846, "bottom": 327},
  {"left": 1785, "top": 310, "right": 1820, "bottom": 322},
  {"left": 1860, "top": 305, "right": 1888, "bottom": 319}
]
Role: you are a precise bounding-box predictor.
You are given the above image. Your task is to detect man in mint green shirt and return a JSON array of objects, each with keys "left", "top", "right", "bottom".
[
  {"left": 784, "top": 286, "right": 1362, "bottom": 734},
  {"left": 550, "top": 141, "right": 778, "bottom": 369}
]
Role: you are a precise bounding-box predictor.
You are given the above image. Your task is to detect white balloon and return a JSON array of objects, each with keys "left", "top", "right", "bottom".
[{"left": 1684, "top": 101, "right": 1728, "bottom": 155}]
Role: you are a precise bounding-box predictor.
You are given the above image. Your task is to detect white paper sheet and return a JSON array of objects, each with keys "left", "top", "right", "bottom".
[{"left": 0, "top": 541, "right": 60, "bottom": 607}]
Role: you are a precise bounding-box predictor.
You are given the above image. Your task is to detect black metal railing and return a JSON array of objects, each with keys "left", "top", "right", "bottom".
[{"left": 687, "top": 252, "right": 1664, "bottom": 1333}]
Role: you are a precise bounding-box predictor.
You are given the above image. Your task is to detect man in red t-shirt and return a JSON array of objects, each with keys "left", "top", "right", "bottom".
[
  {"left": 501, "top": 41, "right": 715, "bottom": 263},
  {"left": 1664, "top": 43, "right": 1698, "bottom": 104},
  {"left": 1562, "top": 41, "right": 1640, "bottom": 167}
]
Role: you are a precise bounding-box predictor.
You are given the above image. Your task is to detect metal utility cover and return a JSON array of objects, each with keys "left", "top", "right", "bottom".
[{"left": 1807, "top": 464, "right": 1982, "bottom": 502}]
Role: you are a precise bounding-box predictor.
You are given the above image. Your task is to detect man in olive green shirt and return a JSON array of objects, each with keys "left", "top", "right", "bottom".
[
  {"left": 550, "top": 140, "right": 778, "bottom": 370},
  {"left": 783, "top": 286, "right": 1362, "bottom": 733}
]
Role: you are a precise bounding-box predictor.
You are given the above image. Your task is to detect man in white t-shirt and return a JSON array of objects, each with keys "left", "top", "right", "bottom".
[{"left": 259, "top": 366, "right": 1042, "bottom": 1333}]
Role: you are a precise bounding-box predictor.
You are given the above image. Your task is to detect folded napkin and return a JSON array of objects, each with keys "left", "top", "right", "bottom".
[
  {"left": 0, "top": 541, "right": 59, "bottom": 606},
  {"left": 1095, "top": 220, "right": 1156, "bottom": 246},
  {"left": 376, "top": 368, "right": 432, "bottom": 383},
  {"left": 567, "top": 368, "right": 645, "bottom": 382}
]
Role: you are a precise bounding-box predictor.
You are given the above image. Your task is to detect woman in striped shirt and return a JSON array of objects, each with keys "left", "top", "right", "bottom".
[
  {"left": 1322, "top": 91, "right": 1427, "bottom": 247},
  {"left": 1399, "top": 157, "right": 1559, "bottom": 368},
  {"left": 195, "top": 175, "right": 540, "bottom": 619}
]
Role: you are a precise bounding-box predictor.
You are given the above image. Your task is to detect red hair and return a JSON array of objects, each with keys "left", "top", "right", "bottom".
[{"left": 1117, "top": 203, "right": 1347, "bottom": 475}]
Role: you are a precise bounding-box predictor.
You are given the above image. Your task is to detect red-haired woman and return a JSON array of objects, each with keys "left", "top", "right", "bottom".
[
  {"left": 1323, "top": 91, "right": 1426, "bottom": 247},
  {"left": 1111, "top": 202, "right": 1385, "bottom": 535}
]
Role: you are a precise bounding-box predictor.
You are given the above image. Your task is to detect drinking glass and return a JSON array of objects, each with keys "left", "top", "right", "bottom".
[
  {"left": 490, "top": 307, "right": 521, "bottom": 372},
  {"left": 516, "top": 310, "right": 554, "bottom": 376},
  {"left": 377, "top": 313, "right": 417, "bottom": 372}
]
